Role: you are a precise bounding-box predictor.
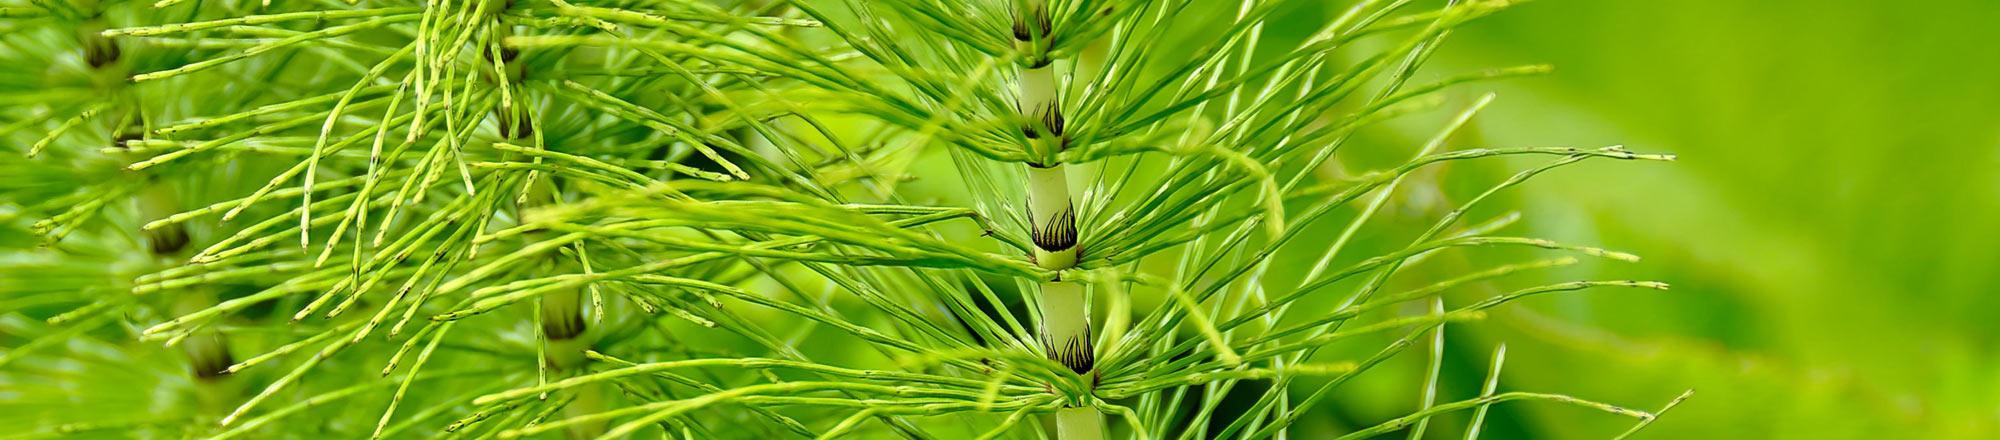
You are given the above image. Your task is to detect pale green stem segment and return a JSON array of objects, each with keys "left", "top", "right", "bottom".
[
  {"left": 135, "top": 183, "right": 190, "bottom": 255},
  {"left": 1018, "top": 63, "right": 1061, "bottom": 161},
  {"left": 103, "top": 0, "right": 228, "bottom": 385},
  {"left": 1038, "top": 281, "right": 1091, "bottom": 374},
  {"left": 541, "top": 288, "right": 589, "bottom": 368},
  {"left": 480, "top": 4, "right": 587, "bottom": 371},
  {"left": 525, "top": 194, "right": 603, "bottom": 436},
  {"left": 1027, "top": 165, "right": 1078, "bottom": 269},
  {"left": 521, "top": 170, "right": 587, "bottom": 374},
  {"left": 1056, "top": 407, "right": 1106, "bottom": 440},
  {"left": 171, "top": 291, "right": 232, "bottom": 380},
  {"left": 1021, "top": 52, "right": 1089, "bottom": 381},
  {"left": 112, "top": 25, "right": 234, "bottom": 390},
  {"left": 542, "top": 325, "right": 607, "bottom": 437},
  {"left": 76, "top": 18, "right": 119, "bottom": 70}
]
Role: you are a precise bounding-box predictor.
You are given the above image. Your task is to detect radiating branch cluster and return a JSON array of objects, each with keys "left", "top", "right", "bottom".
[{"left": 0, "top": 0, "right": 1690, "bottom": 439}]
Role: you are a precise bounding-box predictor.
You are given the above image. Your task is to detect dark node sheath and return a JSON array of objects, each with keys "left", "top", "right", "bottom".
[
  {"left": 1032, "top": 202, "right": 1078, "bottom": 252},
  {"left": 542, "top": 308, "right": 587, "bottom": 341},
  {"left": 147, "top": 225, "right": 190, "bottom": 256},
  {"left": 188, "top": 335, "right": 234, "bottom": 381},
  {"left": 1040, "top": 324, "right": 1096, "bottom": 374}
]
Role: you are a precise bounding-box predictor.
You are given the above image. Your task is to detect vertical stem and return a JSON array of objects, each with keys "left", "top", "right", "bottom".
[
  {"left": 135, "top": 183, "right": 189, "bottom": 256},
  {"left": 496, "top": 37, "right": 590, "bottom": 376},
  {"left": 75, "top": 18, "right": 119, "bottom": 70},
  {"left": 1014, "top": 1, "right": 1110, "bottom": 437},
  {"left": 1030, "top": 157, "right": 1104, "bottom": 440},
  {"left": 90, "top": 0, "right": 232, "bottom": 388},
  {"left": 482, "top": 2, "right": 585, "bottom": 369},
  {"left": 1057, "top": 407, "right": 1107, "bottom": 440},
  {"left": 1018, "top": 62, "right": 1062, "bottom": 161},
  {"left": 140, "top": 175, "right": 235, "bottom": 385},
  {"left": 168, "top": 294, "right": 227, "bottom": 375},
  {"left": 1017, "top": 0, "right": 1090, "bottom": 377},
  {"left": 536, "top": 276, "right": 605, "bottom": 437},
  {"left": 538, "top": 281, "right": 589, "bottom": 369},
  {"left": 72, "top": 2, "right": 126, "bottom": 89},
  {"left": 1037, "top": 280, "right": 1091, "bottom": 373},
  {"left": 1026, "top": 165, "right": 1078, "bottom": 270},
  {"left": 488, "top": 8, "right": 603, "bottom": 435}
]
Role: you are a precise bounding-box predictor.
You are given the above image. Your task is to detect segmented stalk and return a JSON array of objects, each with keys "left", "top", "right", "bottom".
[
  {"left": 538, "top": 287, "right": 591, "bottom": 372},
  {"left": 1015, "top": 1, "right": 1107, "bottom": 438},
  {"left": 82, "top": 1, "right": 236, "bottom": 384},
  {"left": 170, "top": 291, "right": 232, "bottom": 379},
  {"left": 136, "top": 152, "right": 237, "bottom": 383},
  {"left": 134, "top": 157, "right": 235, "bottom": 386},
  {"left": 490, "top": 7, "right": 606, "bottom": 435},
  {"left": 481, "top": 1, "right": 584, "bottom": 368},
  {"left": 497, "top": 57, "right": 585, "bottom": 372},
  {"left": 1015, "top": 0, "right": 1090, "bottom": 376}
]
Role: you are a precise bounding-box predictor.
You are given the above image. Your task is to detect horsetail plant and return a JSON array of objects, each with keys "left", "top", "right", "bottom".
[
  {"left": 1011, "top": 0, "right": 1100, "bottom": 436},
  {"left": 2, "top": 0, "right": 1694, "bottom": 438}
]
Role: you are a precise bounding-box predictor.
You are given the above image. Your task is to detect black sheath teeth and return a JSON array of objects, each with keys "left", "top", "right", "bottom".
[
  {"left": 1011, "top": 5, "right": 1054, "bottom": 43},
  {"left": 1031, "top": 202, "right": 1078, "bottom": 252},
  {"left": 1041, "top": 103, "right": 1065, "bottom": 137},
  {"left": 542, "top": 308, "right": 586, "bottom": 341},
  {"left": 1012, "top": 14, "right": 1032, "bottom": 42},
  {"left": 498, "top": 109, "right": 534, "bottom": 140},
  {"left": 147, "top": 225, "right": 190, "bottom": 256},
  {"left": 187, "top": 336, "right": 234, "bottom": 380},
  {"left": 1040, "top": 324, "right": 1095, "bottom": 374},
  {"left": 84, "top": 38, "right": 120, "bottom": 69},
  {"left": 1020, "top": 103, "right": 1064, "bottom": 141}
]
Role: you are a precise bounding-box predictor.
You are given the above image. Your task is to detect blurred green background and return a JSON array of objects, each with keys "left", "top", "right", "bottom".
[{"left": 1406, "top": 0, "right": 2000, "bottom": 437}]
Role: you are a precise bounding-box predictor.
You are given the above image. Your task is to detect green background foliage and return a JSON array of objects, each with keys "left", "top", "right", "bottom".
[{"left": 1415, "top": 0, "right": 2000, "bottom": 437}]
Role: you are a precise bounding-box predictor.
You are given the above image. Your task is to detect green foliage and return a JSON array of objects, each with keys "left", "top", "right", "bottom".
[{"left": 0, "top": 0, "right": 1685, "bottom": 438}]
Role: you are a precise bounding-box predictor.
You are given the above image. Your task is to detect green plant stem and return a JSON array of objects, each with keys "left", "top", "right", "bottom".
[
  {"left": 141, "top": 176, "right": 235, "bottom": 399},
  {"left": 1038, "top": 280, "right": 1090, "bottom": 373},
  {"left": 487, "top": 11, "right": 605, "bottom": 434},
  {"left": 477, "top": 1, "right": 586, "bottom": 370},
  {"left": 1056, "top": 406, "right": 1105, "bottom": 440},
  {"left": 108, "top": 0, "right": 237, "bottom": 382},
  {"left": 1019, "top": 61, "right": 1060, "bottom": 162},
  {"left": 1016, "top": 0, "right": 1083, "bottom": 366},
  {"left": 1012, "top": 2, "right": 1106, "bottom": 438},
  {"left": 540, "top": 288, "right": 588, "bottom": 368},
  {"left": 1027, "top": 165, "right": 1077, "bottom": 269},
  {"left": 1021, "top": 64, "right": 1090, "bottom": 385}
]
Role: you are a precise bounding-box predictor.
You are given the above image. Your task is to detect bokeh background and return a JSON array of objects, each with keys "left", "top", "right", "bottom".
[{"left": 1394, "top": 0, "right": 2000, "bottom": 438}]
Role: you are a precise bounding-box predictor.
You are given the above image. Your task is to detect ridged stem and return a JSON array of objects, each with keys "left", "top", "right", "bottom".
[
  {"left": 1027, "top": 165, "right": 1078, "bottom": 269},
  {"left": 1021, "top": 46, "right": 1090, "bottom": 379},
  {"left": 1014, "top": 1, "right": 1109, "bottom": 437},
  {"left": 1056, "top": 407, "right": 1106, "bottom": 440}
]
